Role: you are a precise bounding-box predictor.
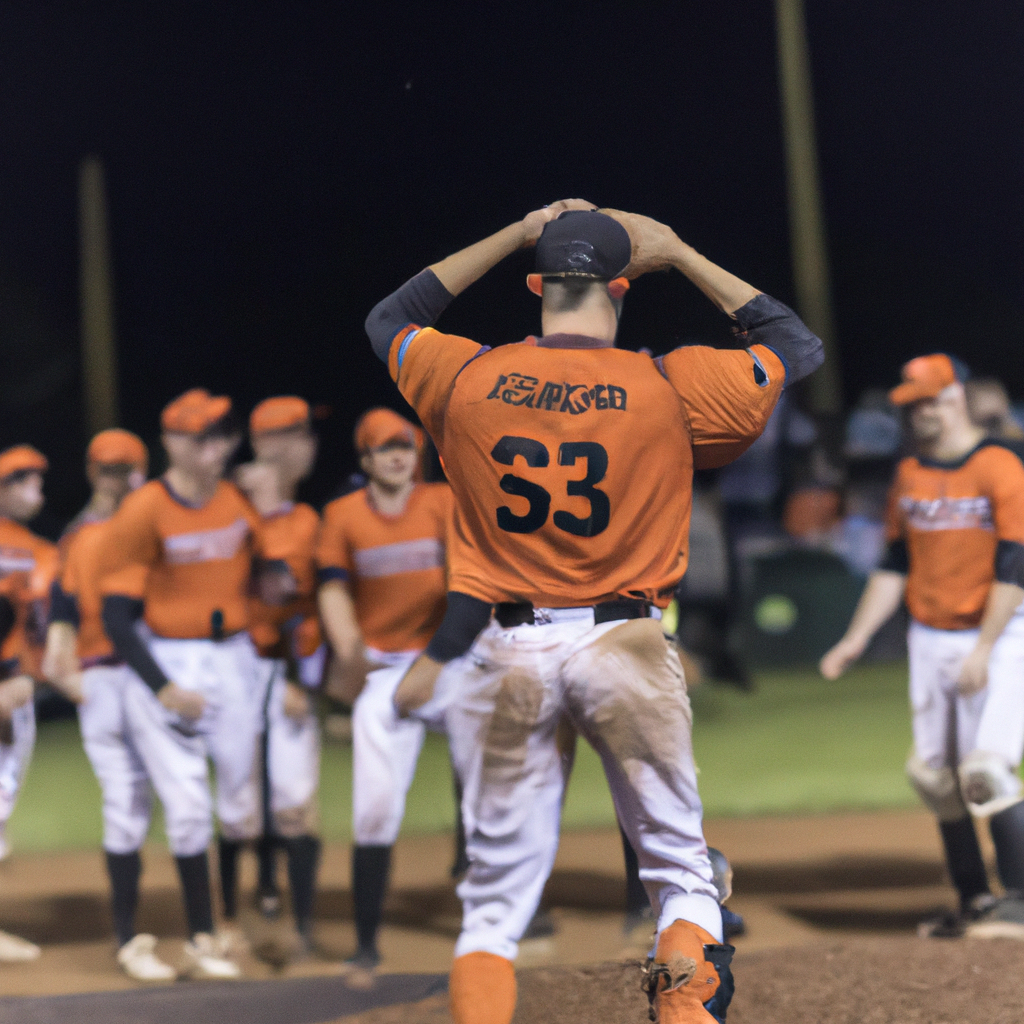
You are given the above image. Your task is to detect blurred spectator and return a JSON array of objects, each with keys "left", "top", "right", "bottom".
[
  {"left": 783, "top": 486, "right": 841, "bottom": 542},
  {"left": 843, "top": 389, "right": 902, "bottom": 461},
  {"left": 965, "top": 378, "right": 1024, "bottom": 441}
]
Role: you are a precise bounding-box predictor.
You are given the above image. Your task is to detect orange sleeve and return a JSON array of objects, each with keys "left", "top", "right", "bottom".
[
  {"left": 96, "top": 485, "right": 162, "bottom": 575},
  {"left": 60, "top": 541, "right": 81, "bottom": 598},
  {"left": 388, "top": 326, "right": 482, "bottom": 440},
  {"left": 100, "top": 563, "right": 149, "bottom": 600},
  {"left": 28, "top": 541, "right": 59, "bottom": 602},
  {"left": 988, "top": 449, "right": 1024, "bottom": 544},
  {"left": 315, "top": 501, "right": 353, "bottom": 581},
  {"left": 883, "top": 466, "right": 908, "bottom": 543},
  {"left": 660, "top": 344, "right": 786, "bottom": 469}
]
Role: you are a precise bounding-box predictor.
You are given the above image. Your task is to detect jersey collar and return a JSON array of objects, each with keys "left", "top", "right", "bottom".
[{"left": 526, "top": 333, "right": 615, "bottom": 350}]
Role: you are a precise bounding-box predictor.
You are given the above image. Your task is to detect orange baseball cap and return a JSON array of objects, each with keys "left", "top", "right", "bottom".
[
  {"left": 87, "top": 429, "right": 148, "bottom": 468},
  {"left": 354, "top": 408, "right": 419, "bottom": 453},
  {"left": 161, "top": 389, "right": 233, "bottom": 434},
  {"left": 889, "top": 354, "right": 959, "bottom": 406},
  {"left": 0, "top": 445, "right": 48, "bottom": 482},
  {"left": 250, "top": 396, "right": 311, "bottom": 435}
]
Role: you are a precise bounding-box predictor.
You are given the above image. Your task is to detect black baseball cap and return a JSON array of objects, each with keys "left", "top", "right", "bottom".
[{"left": 534, "top": 210, "right": 631, "bottom": 280}]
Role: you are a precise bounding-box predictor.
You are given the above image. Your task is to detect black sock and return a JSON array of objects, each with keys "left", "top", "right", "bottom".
[
  {"left": 287, "top": 835, "right": 321, "bottom": 938},
  {"left": 175, "top": 851, "right": 214, "bottom": 938},
  {"left": 352, "top": 844, "right": 391, "bottom": 955},
  {"left": 257, "top": 833, "right": 279, "bottom": 895},
  {"left": 620, "top": 825, "right": 649, "bottom": 916},
  {"left": 989, "top": 801, "right": 1024, "bottom": 893},
  {"left": 939, "top": 816, "right": 990, "bottom": 908},
  {"left": 106, "top": 850, "right": 142, "bottom": 948},
  {"left": 218, "top": 837, "right": 243, "bottom": 921}
]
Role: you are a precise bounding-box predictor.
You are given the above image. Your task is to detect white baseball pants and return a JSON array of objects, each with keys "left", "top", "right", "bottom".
[
  {"left": 448, "top": 612, "right": 721, "bottom": 962},
  {"left": 260, "top": 657, "right": 321, "bottom": 837},
  {"left": 123, "top": 632, "right": 264, "bottom": 856},
  {"left": 78, "top": 664, "right": 152, "bottom": 854},
  {"left": 0, "top": 701, "right": 35, "bottom": 827},
  {"left": 909, "top": 615, "right": 1024, "bottom": 777}
]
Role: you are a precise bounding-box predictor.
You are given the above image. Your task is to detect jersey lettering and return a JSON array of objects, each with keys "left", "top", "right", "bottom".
[
  {"left": 353, "top": 538, "right": 445, "bottom": 578},
  {"left": 491, "top": 435, "right": 610, "bottom": 538},
  {"left": 486, "top": 373, "right": 628, "bottom": 414},
  {"left": 900, "top": 495, "right": 994, "bottom": 532},
  {"left": 163, "top": 517, "right": 251, "bottom": 565}
]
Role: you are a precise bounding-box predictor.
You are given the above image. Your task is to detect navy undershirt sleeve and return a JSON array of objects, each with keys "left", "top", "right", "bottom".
[
  {"left": 732, "top": 294, "right": 824, "bottom": 385},
  {"left": 425, "top": 592, "right": 493, "bottom": 663},
  {"left": 49, "top": 580, "right": 80, "bottom": 628},
  {"left": 365, "top": 269, "right": 455, "bottom": 363},
  {"left": 995, "top": 540, "right": 1024, "bottom": 588},
  {"left": 879, "top": 539, "right": 910, "bottom": 574},
  {"left": 102, "top": 595, "right": 170, "bottom": 695}
]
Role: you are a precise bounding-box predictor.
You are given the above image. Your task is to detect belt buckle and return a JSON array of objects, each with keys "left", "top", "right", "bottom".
[{"left": 533, "top": 607, "right": 552, "bottom": 625}]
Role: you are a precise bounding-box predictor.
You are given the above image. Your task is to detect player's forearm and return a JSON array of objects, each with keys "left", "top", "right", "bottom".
[
  {"left": 670, "top": 244, "right": 760, "bottom": 316},
  {"left": 429, "top": 220, "right": 531, "bottom": 297},
  {"left": 42, "top": 622, "right": 78, "bottom": 684},
  {"left": 317, "top": 583, "right": 364, "bottom": 664},
  {"left": 101, "top": 595, "right": 170, "bottom": 694},
  {"left": 841, "top": 570, "right": 907, "bottom": 647},
  {"left": 974, "top": 582, "right": 1024, "bottom": 652}
]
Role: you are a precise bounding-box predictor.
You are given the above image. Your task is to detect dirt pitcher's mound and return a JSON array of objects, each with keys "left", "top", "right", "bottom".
[{"left": 341, "top": 935, "right": 1024, "bottom": 1024}]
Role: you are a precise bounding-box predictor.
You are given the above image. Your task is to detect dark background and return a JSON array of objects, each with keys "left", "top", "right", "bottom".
[{"left": 1, "top": 2, "right": 1021, "bottom": 524}]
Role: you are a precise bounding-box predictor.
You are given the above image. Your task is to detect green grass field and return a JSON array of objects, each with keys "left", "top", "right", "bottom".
[{"left": 7, "top": 661, "right": 917, "bottom": 853}]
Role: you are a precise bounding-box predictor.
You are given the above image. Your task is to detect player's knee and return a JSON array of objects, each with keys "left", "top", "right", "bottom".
[
  {"left": 273, "top": 801, "right": 319, "bottom": 839},
  {"left": 165, "top": 815, "right": 213, "bottom": 857},
  {"left": 958, "top": 750, "right": 1023, "bottom": 817},
  {"left": 905, "top": 753, "right": 967, "bottom": 821}
]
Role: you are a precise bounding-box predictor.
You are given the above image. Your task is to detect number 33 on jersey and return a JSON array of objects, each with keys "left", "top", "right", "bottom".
[{"left": 388, "top": 324, "right": 784, "bottom": 610}]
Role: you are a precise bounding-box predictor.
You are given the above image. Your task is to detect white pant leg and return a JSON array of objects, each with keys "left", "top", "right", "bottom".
[
  {"left": 352, "top": 657, "right": 425, "bottom": 846},
  {"left": 908, "top": 620, "right": 979, "bottom": 769},
  {"left": 0, "top": 700, "right": 35, "bottom": 825},
  {"left": 122, "top": 671, "right": 212, "bottom": 856},
  {"left": 563, "top": 618, "right": 722, "bottom": 942},
  {"left": 972, "top": 614, "right": 1024, "bottom": 769},
  {"left": 78, "top": 665, "right": 152, "bottom": 854},
  {"left": 264, "top": 660, "right": 321, "bottom": 837},
  {"left": 450, "top": 621, "right": 576, "bottom": 962}
]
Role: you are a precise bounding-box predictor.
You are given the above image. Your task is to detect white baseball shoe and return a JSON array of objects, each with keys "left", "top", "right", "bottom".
[
  {"left": 181, "top": 933, "right": 241, "bottom": 979},
  {"left": 0, "top": 929, "right": 41, "bottom": 962},
  {"left": 215, "top": 923, "right": 250, "bottom": 956},
  {"left": 117, "top": 934, "right": 176, "bottom": 981}
]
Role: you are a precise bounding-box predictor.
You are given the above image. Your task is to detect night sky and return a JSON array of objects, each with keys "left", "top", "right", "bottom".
[{"left": 1, "top": 2, "right": 1021, "bottom": 523}]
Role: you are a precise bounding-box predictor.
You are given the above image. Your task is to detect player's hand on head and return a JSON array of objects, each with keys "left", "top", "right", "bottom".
[
  {"left": 158, "top": 682, "right": 206, "bottom": 720},
  {"left": 0, "top": 675, "right": 34, "bottom": 719},
  {"left": 956, "top": 645, "right": 991, "bottom": 696},
  {"left": 521, "top": 199, "right": 597, "bottom": 246},
  {"left": 283, "top": 680, "right": 311, "bottom": 720},
  {"left": 819, "top": 637, "right": 865, "bottom": 680},
  {"left": 598, "top": 209, "right": 683, "bottom": 278}
]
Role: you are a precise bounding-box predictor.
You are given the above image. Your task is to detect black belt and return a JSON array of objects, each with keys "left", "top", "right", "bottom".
[{"left": 494, "top": 598, "right": 651, "bottom": 629}]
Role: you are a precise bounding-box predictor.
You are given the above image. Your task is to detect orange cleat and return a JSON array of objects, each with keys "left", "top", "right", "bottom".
[
  {"left": 449, "top": 951, "right": 517, "bottom": 1024},
  {"left": 642, "top": 920, "right": 734, "bottom": 1023}
]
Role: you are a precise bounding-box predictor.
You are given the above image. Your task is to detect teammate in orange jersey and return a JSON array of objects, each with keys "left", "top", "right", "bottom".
[
  {"left": 822, "top": 354, "right": 1024, "bottom": 939},
  {"left": 0, "top": 445, "right": 58, "bottom": 865},
  {"left": 316, "top": 407, "right": 452, "bottom": 975},
  {"left": 365, "top": 203, "right": 824, "bottom": 1024},
  {"left": 42, "top": 430, "right": 179, "bottom": 980},
  {"left": 221, "top": 396, "right": 323, "bottom": 956},
  {"left": 95, "top": 389, "right": 265, "bottom": 979}
]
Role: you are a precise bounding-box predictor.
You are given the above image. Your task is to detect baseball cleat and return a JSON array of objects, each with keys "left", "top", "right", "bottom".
[
  {"left": 181, "top": 933, "right": 242, "bottom": 979},
  {"left": 919, "top": 893, "right": 998, "bottom": 938},
  {"left": 720, "top": 906, "right": 746, "bottom": 940},
  {"left": 964, "top": 895, "right": 1024, "bottom": 940},
  {"left": 117, "top": 934, "right": 176, "bottom": 981},
  {"left": 0, "top": 929, "right": 41, "bottom": 963},
  {"left": 215, "top": 923, "right": 251, "bottom": 956}
]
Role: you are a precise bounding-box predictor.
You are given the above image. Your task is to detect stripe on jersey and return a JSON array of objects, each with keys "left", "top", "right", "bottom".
[
  {"left": 0, "top": 546, "right": 35, "bottom": 575},
  {"left": 353, "top": 537, "right": 443, "bottom": 579},
  {"left": 900, "top": 495, "right": 993, "bottom": 532},
  {"left": 163, "top": 517, "right": 251, "bottom": 565}
]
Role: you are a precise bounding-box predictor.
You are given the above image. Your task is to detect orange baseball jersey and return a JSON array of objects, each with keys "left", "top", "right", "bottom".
[
  {"left": 0, "top": 518, "right": 58, "bottom": 670},
  {"left": 316, "top": 483, "right": 451, "bottom": 652},
  {"left": 249, "top": 502, "right": 321, "bottom": 659},
  {"left": 60, "top": 520, "right": 148, "bottom": 663},
  {"left": 884, "top": 441, "right": 1024, "bottom": 630},
  {"left": 97, "top": 479, "right": 262, "bottom": 639},
  {"left": 387, "top": 327, "right": 783, "bottom": 607}
]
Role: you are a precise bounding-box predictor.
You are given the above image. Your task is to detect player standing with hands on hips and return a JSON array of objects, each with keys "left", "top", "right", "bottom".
[
  {"left": 822, "top": 355, "right": 1024, "bottom": 938},
  {"left": 366, "top": 201, "right": 823, "bottom": 1024}
]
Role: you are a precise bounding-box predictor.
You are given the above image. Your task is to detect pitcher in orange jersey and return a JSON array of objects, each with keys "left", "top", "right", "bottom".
[
  {"left": 364, "top": 203, "right": 824, "bottom": 1024},
  {"left": 223, "top": 396, "right": 323, "bottom": 957},
  {"left": 0, "top": 445, "right": 58, "bottom": 873},
  {"left": 822, "top": 355, "right": 1024, "bottom": 940},
  {"left": 95, "top": 389, "right": 263, "bottom": 980}
]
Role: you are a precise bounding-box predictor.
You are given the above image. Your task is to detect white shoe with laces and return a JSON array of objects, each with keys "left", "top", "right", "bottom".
[
  {"left": 0, "top": 929, "right": 41, "bottom": 962},
  {"left": 117, "top": 934, "right": 176, "bottom": 981},
  {"left": 181, "top": 932, "right": 241, "bottom": 979}
]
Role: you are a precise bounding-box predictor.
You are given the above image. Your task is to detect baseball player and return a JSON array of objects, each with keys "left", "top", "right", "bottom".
[
  {"left": 0, "top": 445, "right": 58, "bottom": 863},
  {"left": 821, "top": 354, "right": 1024, "bottom": 938},
  {"left": 95, "top": 389, "right": 266, "bottom": 979},
  {"left": 365, "top": 202, "right": 823, "bottom": 1024},
  {"left": 316, "top": 407, "right": 452, "bottom": 974},
  {"left": 221, "top": 396, "right": 322, "bottom": 955},
  {"left": 42, "top": 430, "right": 178, "bottom": 980}
]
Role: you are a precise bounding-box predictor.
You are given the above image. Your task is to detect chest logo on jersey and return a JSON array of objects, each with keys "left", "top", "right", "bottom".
[
  {"left": 899, "top": 495, "right": 993, "bottom": 532},
  {"left": 485, "top": 373, "right": 627, "bottom": 415},
  {"left": 353, "top": 538, "right": 444, "bottom": 579},
  {"left": 163, "top": 517, "right": 251, "bottom": 565},
  {"left": 0, "top": 545, "right": 34, "bottom": 578}
]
